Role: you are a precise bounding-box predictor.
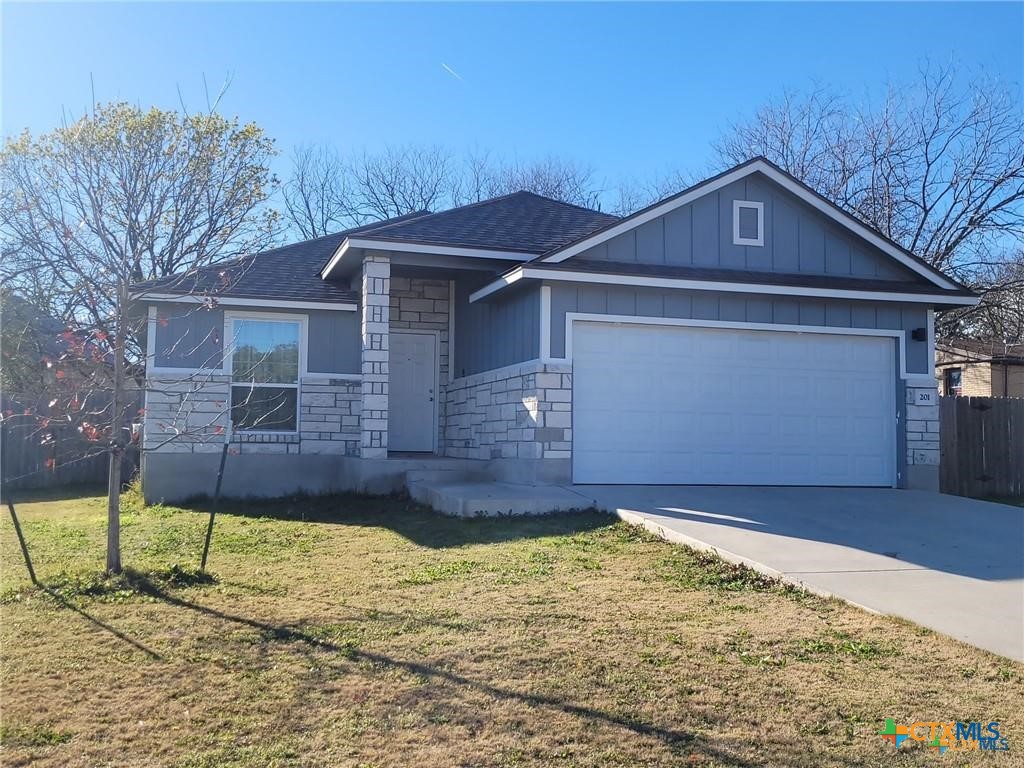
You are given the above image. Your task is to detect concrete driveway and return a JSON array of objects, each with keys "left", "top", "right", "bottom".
[{"left": 577, "top": 486, "right": 1024, "bottom": 661}]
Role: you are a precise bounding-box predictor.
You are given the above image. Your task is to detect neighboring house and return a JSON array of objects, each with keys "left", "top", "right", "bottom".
[
  {"left": 936, "top": 340, "right": 1024, "bottom": 397},
  {"left": 132, "top": 157, "right": 976, "bottom": 502}
]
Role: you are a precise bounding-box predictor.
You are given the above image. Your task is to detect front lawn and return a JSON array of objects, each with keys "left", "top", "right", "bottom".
[{"left": 1, "top": 489, "right": 1020, "bottom": 767}]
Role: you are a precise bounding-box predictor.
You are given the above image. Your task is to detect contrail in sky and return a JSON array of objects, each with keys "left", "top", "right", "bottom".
[{"left": 441, "top": 63, "right": 464, "bottom": 81}]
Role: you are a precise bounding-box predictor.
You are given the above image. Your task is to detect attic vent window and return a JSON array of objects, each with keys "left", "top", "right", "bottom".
[{"left": 733, "top": 200, "right": 764, "bottom": 247}]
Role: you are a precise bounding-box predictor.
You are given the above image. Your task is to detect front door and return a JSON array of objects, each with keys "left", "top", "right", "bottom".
[{"left": 389, "top": 331, "right": 437, "bottom": 452}]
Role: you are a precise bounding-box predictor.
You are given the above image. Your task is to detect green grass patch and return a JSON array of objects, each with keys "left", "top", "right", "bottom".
[
  {"left": 400, "top": 559, "right": 481, "bottom": 585},
  {"left": 0, "top": 722, "right": 73, "bottom": 747},
  {"left": 656, "top": 548, "right": 786, "bottom": 593}
]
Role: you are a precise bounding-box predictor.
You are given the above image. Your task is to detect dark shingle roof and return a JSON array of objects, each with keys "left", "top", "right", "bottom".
[
  {"left": 527, "top": 259, "right": 978, "bottom": 298},
  {"left": 131, "top": 193, "right": 616, "bottom": 304},
  {"left": 354, "top": 191, "right": 618, "bottom": 254},
  {"left": 131, "top": 212, "right": 430, "bottom": 305},
  {"left": 938, "top": 338, "right": 1024, "bottom": 362}
]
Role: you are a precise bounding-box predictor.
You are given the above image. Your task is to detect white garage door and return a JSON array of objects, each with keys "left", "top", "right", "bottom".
[{"left": 572, "top": 322, "right": 896, "bottom": 486}]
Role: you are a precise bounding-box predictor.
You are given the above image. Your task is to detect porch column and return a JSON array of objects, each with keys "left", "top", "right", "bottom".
[{"left": 360, "top": 254, "right": 390, "bottom": 458}]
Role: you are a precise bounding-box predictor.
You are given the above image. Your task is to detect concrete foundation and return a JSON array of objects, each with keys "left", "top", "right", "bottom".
[
  {"left": 142, "top": 452, "right": 486, "bottom": 504},
  {"left": 904, "top": 464, "right": 940, "bottom": 492}
]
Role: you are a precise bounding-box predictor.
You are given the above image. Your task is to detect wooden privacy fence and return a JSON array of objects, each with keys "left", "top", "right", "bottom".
[
  {"left": 0, "top": 391, "right": 141, "bottom": 493},
  {"left": 940, "top": 396, "right": 1024, "bottom": 499}
]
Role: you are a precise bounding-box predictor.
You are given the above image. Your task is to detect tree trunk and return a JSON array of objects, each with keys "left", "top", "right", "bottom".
[{"left": 106, "top": 280, "right": 126, "bottom": 575}]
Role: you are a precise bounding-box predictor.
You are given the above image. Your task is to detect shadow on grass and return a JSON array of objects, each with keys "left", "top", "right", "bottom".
[
  {"left": 29, "top": 567, "right": 216, "bottom": 662},
  {"left": 41, "top": 585, "right": 163, "bottom": 661},
  {"left": 125, "top": 573, "right": 772, "bottom": 768},
  {"left": 176, "top": 492, "right": 614, "bottom": 549}
]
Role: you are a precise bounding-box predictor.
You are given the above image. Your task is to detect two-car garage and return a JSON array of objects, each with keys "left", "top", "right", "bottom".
[{"left": 571, "top": 321, "right": 897, "bottom": 486}]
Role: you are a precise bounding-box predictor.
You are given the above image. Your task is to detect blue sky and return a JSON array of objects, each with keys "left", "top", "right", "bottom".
[{"left": 3, "top": 2, "right": 1022, "bottom": 193}]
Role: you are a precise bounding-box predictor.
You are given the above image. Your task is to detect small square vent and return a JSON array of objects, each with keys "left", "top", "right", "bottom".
[{"left": 733, "top": 200, "right": 764, "bottom": 246}]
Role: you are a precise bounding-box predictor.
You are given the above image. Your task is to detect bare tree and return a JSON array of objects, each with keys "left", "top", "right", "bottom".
[
  {"left": 354, "top": 145, "right": 456, "bottom": 221},
  {"left": 280, "top": 145, "right": 607, "bottom": 237},
  {"left": 282, "top": 145, "right": 356, "bottom": 239},
  {"left": 715, "top": 64, "right": 1024, "bottom": 340},
  {"left": 610, "top": 168, "right": 694, "bottom": 216},
  {"left": 0, "top": 102, "right": 279, "bottom": 572},
  {"left": 451, "top": 151, "right": 602, "bottom": 209}
]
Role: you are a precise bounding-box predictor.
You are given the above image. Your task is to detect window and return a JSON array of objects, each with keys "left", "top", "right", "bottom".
[
  {"left": 229, "top": 317, "right": 301, "bottom": 432},
  {"left": 943, "top": 368, "right": 963, "bottom": 397},
  {"left": 733, "top": 200, "right": 764, "bottom": 246}
]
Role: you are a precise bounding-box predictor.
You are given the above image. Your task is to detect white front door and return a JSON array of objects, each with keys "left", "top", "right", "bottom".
[
  {"left": 389, "top": 332, "right": 437, "bottom": 452},
  {"left": 572, "top": 322, "right": 896, "bottom": 486}
]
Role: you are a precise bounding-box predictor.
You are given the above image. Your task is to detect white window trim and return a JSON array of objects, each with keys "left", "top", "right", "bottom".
[
  {"left": 468, "top": 266, "right": 980, "bottom": 306},
  {"left": 558, "top": 311, "right": 935, "bottom": 386},
  {"left": 224, "top": 310, "right": 308, "bottom": 436},
  {"left": 733, "top": 200, "right": 764, "bottom": 247}
]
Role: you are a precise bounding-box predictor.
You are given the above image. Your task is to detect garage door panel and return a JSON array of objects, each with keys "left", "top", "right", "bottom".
[{"left": 572, "top": 323, "right": 896, "bottom": 486}]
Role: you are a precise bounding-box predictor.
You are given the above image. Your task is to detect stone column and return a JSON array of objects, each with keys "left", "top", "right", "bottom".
[{"left": 360, "top": 254, "right": 390, "bottom": 458}]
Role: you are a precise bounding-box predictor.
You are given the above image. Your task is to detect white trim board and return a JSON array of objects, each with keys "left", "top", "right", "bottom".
[
  {"left": 558, "top": 312, "right": 934, "bottom": 385},
  {"left": 539, "top": 158, "right": 960, "bottom": 291},
  {"left": 539, "top": 285, "right": 552, "bottom": 360},
  {"left": 137, "top": 293, "right": 357, "bottom": 312},
  {"left": 321, "top": 236, "right": 536, "bottom": 279},
  {"left": 447, "top": 280, "right": 456, "bottom": 385},
  {"left": 468, "top": 266, "right": 979, "bottom": 306},
  {"left": 733, "top": 200, "right": 764, "bottom": 247}
]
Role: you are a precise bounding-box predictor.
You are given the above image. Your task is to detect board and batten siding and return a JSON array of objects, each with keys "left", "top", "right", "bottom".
[
  {"left": 453, "top": 278, "right": 540, "bottom": 378},
  {"left": 547, "top": 283, "right": 931, "bottom": 374},
  {"left": 306, "top": 310, "right": 360, "bottom": 375},
  {"left": 152, "top": 305, "right": 224, "bottom": 369},
  {"left": 152, "top": 302, "right": 360, "bottom": 375},
  {"left": 577, "top": 172, "right": 918, "bottom": 282}
]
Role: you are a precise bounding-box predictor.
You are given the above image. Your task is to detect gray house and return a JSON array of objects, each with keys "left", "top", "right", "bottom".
[{"left": 133, "top": 157, "right": 976, "bottom": 502}]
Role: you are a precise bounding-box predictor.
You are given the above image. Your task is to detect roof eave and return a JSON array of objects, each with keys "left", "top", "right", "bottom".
[
  {"left": 469, "top": 264, "right": 980, "bottom": 307},
  {"left": 320, "top": 236, "right": 539, "bottom": 280}
]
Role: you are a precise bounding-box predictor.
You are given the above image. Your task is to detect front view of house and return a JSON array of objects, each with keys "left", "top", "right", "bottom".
[{"left": 133, "top": 158, "right": 977, "bottom": 502}]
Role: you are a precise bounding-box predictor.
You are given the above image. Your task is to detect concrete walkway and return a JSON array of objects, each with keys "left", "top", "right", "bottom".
[{"left": 573, "top": 486, "right": 1024, "bottom": 662}]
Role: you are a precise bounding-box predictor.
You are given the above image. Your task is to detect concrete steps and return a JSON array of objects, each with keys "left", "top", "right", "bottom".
[{"left": 407, "top": 478, "right": 597, "bottom": 517}]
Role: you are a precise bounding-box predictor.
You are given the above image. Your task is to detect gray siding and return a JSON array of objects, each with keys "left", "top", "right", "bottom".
[
  {"left": 453, "top": 278, "right": 540, "bottom": 378},
  {"left": 151, "top": 303, "right": 360, "bottom": 375},
  {"left": 153, "top": 304, "right": 224, "bottom": 369},
  {"left": 307, "top": 309, "right": 360, "bottom": 375},
  {"left": 548, "top": 283, "right": 930, "bottom": 374},
  {"left": 577, "top": 172, "right": 918, "bottom": 282}
]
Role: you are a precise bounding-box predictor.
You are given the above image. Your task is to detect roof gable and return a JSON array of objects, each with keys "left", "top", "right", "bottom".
[
  {"left": 538, "top": 158, "right": 961, "bottom": 291},
  {"left": 569, "top": 171, "right": 927, "bottom": 285}
]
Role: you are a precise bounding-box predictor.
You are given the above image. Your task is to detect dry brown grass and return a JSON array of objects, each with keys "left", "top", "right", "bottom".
[{"left": 1, "top": 488, "right": 1021, "bottom": 767}]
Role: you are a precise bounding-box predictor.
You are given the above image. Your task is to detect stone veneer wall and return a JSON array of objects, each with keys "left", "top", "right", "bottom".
[
  {"left": 297, "top": 378, "right": 361, "bottom": 455},
  {"left": 389, "top": 277, "right": 451, "bottom": 448},
  {"left": 443, "top": 360, "right": 572, "bottom": 461},
  {"left": 144, "top": 376, "right": 230, "bottom": 453},
  {"left": 144, "top": 375, "right": 360, "bottom": 456},
  {"left": 904, "top": 384, "right": 940, "bottom": 470}
]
